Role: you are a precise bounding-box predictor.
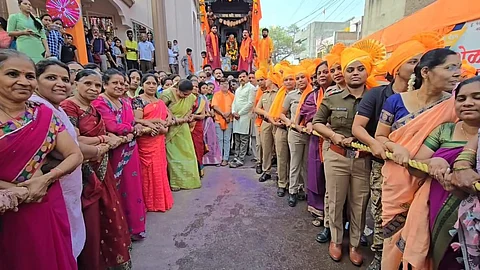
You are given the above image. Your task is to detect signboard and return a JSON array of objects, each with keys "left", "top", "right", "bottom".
[{"left": 444, "top": 19, "right": 480, "bottom": 71}]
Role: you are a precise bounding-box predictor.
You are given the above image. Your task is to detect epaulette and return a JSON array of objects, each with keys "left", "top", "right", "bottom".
[{"left": 325, "top": 88, "right": 343, "bottom": 97}]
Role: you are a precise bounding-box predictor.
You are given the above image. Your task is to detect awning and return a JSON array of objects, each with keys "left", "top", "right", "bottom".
[{"left": 365, "top": 0, "right": 480, "bottom": 52}]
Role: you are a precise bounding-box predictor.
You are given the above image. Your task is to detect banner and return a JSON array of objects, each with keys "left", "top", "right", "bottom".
[{"left": 444, "top": 19, "right": 480, "bottom": 71}]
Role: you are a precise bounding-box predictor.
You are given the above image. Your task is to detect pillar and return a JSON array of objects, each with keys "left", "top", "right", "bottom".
[
  {"left": 151, "top": 0, "right": 169, "bottom": 72},
  {"left": 6, "top": 0, "right": 19, "bottom": 15}
]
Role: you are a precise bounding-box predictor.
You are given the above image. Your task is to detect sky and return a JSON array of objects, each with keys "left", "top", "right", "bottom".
[{"left": 260, "top": 0, "right": 366, "bottom": 28}]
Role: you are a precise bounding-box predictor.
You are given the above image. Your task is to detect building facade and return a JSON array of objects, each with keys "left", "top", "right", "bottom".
[
  {"left": 362, "top": 0, "right": 436, "bottom": 37},
  {"left": 294, "top": 20, "right": 350, "bottom": 60}
]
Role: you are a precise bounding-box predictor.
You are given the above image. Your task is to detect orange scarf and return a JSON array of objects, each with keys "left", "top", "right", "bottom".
[
  {"left": 254, "top": 87, "right": 263, "bottom": 127},
  {"left": 258, "top": 37, "right": 273, "bottom": 61},
  {"left": 211, "top": 90, "right": 235, "bottom": 130},
  {"left": 209, "top": 32, "right": 218, "bottom": 57},
  {"left": 187, "top": 55, "right": 195, "bottom": 73},
  {"left": 202, "top": 57, "right": 208, "bottom": 69},
  {"left": 240, "top": 37, "right": 252, "bottom": 61},
  {"left": 316, "top": 88, "right": 324, "bottom": 110}
]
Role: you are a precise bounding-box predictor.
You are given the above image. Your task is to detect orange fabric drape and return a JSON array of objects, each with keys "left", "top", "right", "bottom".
[
  {"left": 251, "top": 0, "right": 262, "bottom": 51},
  {"left": 209, "top": 32, "right": 218, "bottom": 56},
  {"left": 240, "top": 37, "right": 252, "bottom": 61},
  {"left": 202, "top": 57, "right": 208, "bottom": 69},
  {"left": 316, "top": 88, "right": 324, "bottom": 110},
  {"left": 268, "top": 86, "right": 287, "bottom": 118},
  {"left": 254, "top": 87, "right": 263, "bottom": 127},
  {"left": 199, "top": 0, "right": 210, "bottom": 35},
  {"left": 187, "top": 55, "right": 195, "bottom": 73},
  {"left": 365, "top": 0, "right": 480, "bottom": 52},
  {"left": 211, "top": 91, "right": 235, "bottom": 130},
  {"left": 65, "top": 0, "right": 87, "bottom": 64},
  {"left": 257, "top": 37, "right": 273, "bottom": 64}
]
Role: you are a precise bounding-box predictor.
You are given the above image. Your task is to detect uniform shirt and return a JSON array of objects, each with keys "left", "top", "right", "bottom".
[
  {"left": 125, "top": 39, "right": 138, "bottom": 61},
  {"left": 282, "top": 89, "right": 302, "bottom": 122},
  {"left": 356, "top": 83, "right": 394, "bottom": 137},
  {"left": 138, "top": 41, "right": 155, "bottom": 61},
  {"left": 312, "top": 89, "right": 365, "bottom": 138},
  {"left": 257, "top": 88, "right": 278, "bottom": 112}
]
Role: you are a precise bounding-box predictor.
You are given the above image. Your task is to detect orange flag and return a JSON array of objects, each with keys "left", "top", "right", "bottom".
[{"left": 252, "top": 0, "right": 262, "bottom": 50}]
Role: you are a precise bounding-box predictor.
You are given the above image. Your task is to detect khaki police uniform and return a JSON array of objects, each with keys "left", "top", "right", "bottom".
[
  {"left": 312, "top": 89, "right": 370, "bottom": 248},
  {"left": 283, "top": 89, "right": 309, "bottom": 195},
  {"left": 274, "top": 91, "right": 290, "bottom": 189},
  {"left": 257, "top": 88, "right": 278, "bottom": 174}
]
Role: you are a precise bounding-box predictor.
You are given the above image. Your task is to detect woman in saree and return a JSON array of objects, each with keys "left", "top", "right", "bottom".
[
  {"left": 374, "top": 48, "right": 461, "bottom": 269},
  {"left": 92, "top": 68, "right": 147, "bottom": 240},
  {"left": 200, "top": 82, "right": 222, "bottom": 166},
  {"left": 29, "top": 59, "right": 85, "bottom": 260},
  {"left": 298, "top": 61, "right": 332, "bottom": 225},
  {"left": 410, "top": 77, "right": 480, "bottom": 269},
  {"left": 61, "top": 69, "right": 132, "bottom": 270},
  {"left": 132, "top": 74, "right": 173, "bottom": 212},
  {"left": 190, "top": 80, "right": 208, "bottom": 177},
  {"left": 159, "top": 79, "right": 201, "bottom": 190},
  {"left": 0, "top": 49, "right": 83, "bottom": 270}
]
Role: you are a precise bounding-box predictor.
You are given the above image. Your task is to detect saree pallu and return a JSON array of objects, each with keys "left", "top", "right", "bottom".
[
  {"left": 162, "top": 89, "right": 201, "bottom": 190},
  {"left": 429, "top": 147, "right": 463, "bottom": 270},
  {"left": 61, "top": 100, "right": 132, "bottom": 270},
  {"left": 381, "top": 96, "right": 457, "bottom": 270},
  {"left": 203, "top": 99, "right": 222, "bottom": 165},
  {"left": 136, "top": 101, "right": 173, "bottom": 212},
  {"left": 0, "top": 104, "right": 76, "bottom": 270},
  {"left": 299, "top": 89, "right": 326, "bottom": 217},
  {"left": 191, "top": 95, "right": 207, "bottom": 172},
  {"left": 92, "top": 97, "right": 146, "bottom": 237}
]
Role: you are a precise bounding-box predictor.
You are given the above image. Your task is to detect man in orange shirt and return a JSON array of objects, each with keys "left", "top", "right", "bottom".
[
  {"left": 256, "top": 28, "right": 274, "bottom": 68},
  {"left": 206, "top": 26, "right": 221, "bottom": 69},
  {"left": 238, "top": 30, "right": 254, "bottom": 72},
  {"left": 211, "top": 78, "right": 235, "bottom": 166}
]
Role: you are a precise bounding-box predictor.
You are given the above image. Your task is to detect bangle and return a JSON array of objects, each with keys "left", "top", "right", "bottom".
[
  {"left": 463, "top": 147, "right": 477, "bottom": 154},
  {"left": 51, "top": 167, "right": 64, "bottom": 179},
  {"left": 473, "top": 181, "right": 480, "bottom": 192},
  {"left": 456, "top": 151, "right": 476, "bottom": 166},
  {"left": 453, "top": 166, "right": 472, "bottom": 171},
  {"left": 329, "top": 132, "right": 336, "bottom": 140}
]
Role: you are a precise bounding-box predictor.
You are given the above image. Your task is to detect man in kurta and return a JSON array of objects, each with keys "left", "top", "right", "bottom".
[
  {"left": 238, "top": 30, "right": 254, "bottom": 72},
  {"left": 206, "top": 25, "right": 221, "bottom": 69},
  {"left": 230, "top": 70, "right": 256, "bottom": 168},
  {"left": 256, "top": 28, "right": 274, "bottom": 68}
]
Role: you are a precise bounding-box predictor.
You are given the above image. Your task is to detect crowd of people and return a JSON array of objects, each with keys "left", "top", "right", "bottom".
[{"left": 1, "top": 2, "right": 480, "bottom": 270}]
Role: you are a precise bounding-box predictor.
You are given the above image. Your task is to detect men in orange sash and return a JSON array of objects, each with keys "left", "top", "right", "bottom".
[
  {"left": 256, "top": 28, "right": 274, "bottom": 68},
  {"left": 181, "top": 48, "right": 195, "bottom": 76},
  {"left": 238, "top": 30, "right": 254, "bottom": 72},
  {"left": 206, "top": 26, "right": 221, "bottom": 69},
  {"left": 201, "top": 51, "right": 208, "bottom": 69}
]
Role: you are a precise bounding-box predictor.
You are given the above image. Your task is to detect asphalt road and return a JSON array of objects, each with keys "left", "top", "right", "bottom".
[{"left": 131, "top": 161, "right": 373, "bottom": 270}]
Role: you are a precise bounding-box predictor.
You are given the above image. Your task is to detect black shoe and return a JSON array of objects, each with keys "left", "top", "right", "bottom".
[
  {"left": 360, "top": 233, "right": 368, "bottom": 247},
  {"left": 288, "top": 193, "right": 298, "bottom": 207},
  {"left": 366, "top": 253, "right": 381, "bottom": 270},
  {"left": 277, "top": 187, "right": 286, "bottom": 197},
  {"left": 259, "top": 173, "right": 271, "bottom": 182},
  {"left": 255, "top": 164, "right": 262, "bottom": 174},
  {"left": 298, "top": 190, "right": 306, "bottom": 201},
  {"left": 271, "top": 157, "right": 277, "bottom": 167},
  {"left": 316, "top": 227, "right": 331, "bottom": 243}
]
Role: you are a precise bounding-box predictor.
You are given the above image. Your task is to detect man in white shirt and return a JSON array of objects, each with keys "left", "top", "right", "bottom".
[
  {"left": 168, "top": 40, "right": 179, "bottom": 74},
  {"left": 138, "top": 33, "right": 155, "bottom": 73},
  {"left": 230, "top": 70, "right": 256, "bottom": 168}
]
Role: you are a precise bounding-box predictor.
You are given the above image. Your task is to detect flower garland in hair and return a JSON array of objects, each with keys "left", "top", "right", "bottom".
[{"left": 407, "top": 73, "right": 416, "bottom": 92}]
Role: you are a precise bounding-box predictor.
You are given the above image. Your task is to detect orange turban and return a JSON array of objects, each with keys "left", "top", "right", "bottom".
[
  {"left": 267, "top": 69, "right": 283, "bottom": 87},
  {"left": 384, "top": 32, "right": 444, "bottom": 77},
  {"left": 255, "top": 68, "right": 267, "bottom": 80},
  {"left": 461, "top": 59, "right": 477, "bottom": 80},
  {"left": 293, "top": 65, "right": 314, "bottom": 122},
  {"left": 282, "top": 65, "right": 295, "bottom": 80},
  {"left": 341, "top": 39, "right": 386, "bottom": 89},
  {"left": 324, "top": 43, "right": 346, "bottom": 69}
]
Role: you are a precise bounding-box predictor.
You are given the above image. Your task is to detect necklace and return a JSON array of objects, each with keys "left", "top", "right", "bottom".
[
  {"left": 0, "top": 104, "right": 25, "bottom": 125},
  {"left": 461, "top": 122, "right": 476, "bottom": 140},
  {"left": 102, "top": 94, "right": 121, "bottom": 109}
]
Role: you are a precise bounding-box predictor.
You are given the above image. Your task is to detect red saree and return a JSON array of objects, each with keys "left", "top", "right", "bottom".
[
  {"left": 133, "top": 97, "right": 173, "bottom": 212},
  {"left": 0, "top": 102, "right": 76, "bottom": 270},
  {"left": 191, "top": 95, "right": 207, "bottom": 173},
  {"left": 61, "top": 100, "right": 132, "bottom": 270}
]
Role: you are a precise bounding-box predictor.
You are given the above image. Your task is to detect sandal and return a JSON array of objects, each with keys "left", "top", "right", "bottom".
[
  {"left": 312, "top": 217, "right": 324, "bottom": 227},
  {"left": 220, "top": 160, "right": 228, "bottom": 166}
]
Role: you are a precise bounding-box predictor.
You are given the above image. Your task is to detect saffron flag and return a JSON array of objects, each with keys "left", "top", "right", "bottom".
[{"left": 252, "top": 0, "right": 262, "bottom": 51}]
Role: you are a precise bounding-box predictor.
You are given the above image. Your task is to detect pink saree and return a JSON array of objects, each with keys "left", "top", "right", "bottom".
[
  {"left": 92, "top": 96, "right": 146, "bottom": 237},
  {"left": 0, "top": 103, "right": 76, "bottom": 270},
  {"left": 203, "top": 99, "right": 222, "bottom": 165},
  {"left": 381, "top": 96, "right": 457, "bottom": 270}
]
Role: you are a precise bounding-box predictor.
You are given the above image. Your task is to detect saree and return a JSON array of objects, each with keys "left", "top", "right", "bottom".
[
  {"left": 191, "top": 95, "right": 207, "bottom": 174},
  {"left": 61, "top": 100, "right": 132, "bottom": 270},
  {"left": 299, "top": 89, "right": 326, "bottom": 217},
  {"left": 423, "top": 123, "right": 465, "bottom": 269},
  {"left": 132, "top": 97, "right": 173, "bottom": 212},
  {"left": 0, "top": 102, "right": 76, "bottom": 270},
  {"left": 29, "top": 94, "right": 85, "bottom": 260},
  {"left": 203, "top": 98, "right": 222, "bottom": 165},
  {"left": 380, "top": 94, "right": 456, "bottom": 270},
  {"left": 159, "top": 89, "right": 201, "bottom": 190},
  {"left": 92, "top": 97, "right": 146, "bottom": 237}
]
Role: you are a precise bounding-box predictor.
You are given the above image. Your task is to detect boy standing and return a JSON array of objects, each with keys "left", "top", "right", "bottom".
[{"left": 60, "top": 34, "right": 78, "bottom": 63}]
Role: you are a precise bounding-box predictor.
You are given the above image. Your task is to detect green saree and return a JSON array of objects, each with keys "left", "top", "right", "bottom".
[{"left": 159, "top": 89, "right": 201, "bottom": 190}]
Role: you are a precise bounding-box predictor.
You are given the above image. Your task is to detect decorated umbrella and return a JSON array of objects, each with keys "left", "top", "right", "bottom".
[{"left": 46, "top": 0, "right": 81, "bottom": 28}]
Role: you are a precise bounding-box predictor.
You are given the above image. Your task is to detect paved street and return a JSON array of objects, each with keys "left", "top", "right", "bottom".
[{"left": 132, "top": 162, "right": 373, "bottom": 270}]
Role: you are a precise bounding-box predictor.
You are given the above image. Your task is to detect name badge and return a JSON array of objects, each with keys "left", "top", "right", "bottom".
[{"left": 333, "top": 107, "right": 347, "bottom": 111}]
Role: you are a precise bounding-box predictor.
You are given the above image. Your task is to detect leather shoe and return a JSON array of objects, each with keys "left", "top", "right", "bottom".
[
  {"left": 316, "top": 227, "right": 331, "bottom": 243},
  {"left": 349, "top": 246, "right": 363, "bottom": 266},
  {"left": 277, "top": 187, "right": 286, "bottom": 197},
  {"left": 328, "top": 242, "right": 342, "bottom": 262},
  {"left": 297, "top": 190, "right": 306, "bottom": 201},
  {"left": 259, "top": 173, "right": 271, "bottom": 182},
  {"left": 288, "top": 193, "right": 297, "bottom": 207},
  {"left": 255, "top": 164, "right": 262, "bottom": 174},
  {"left": 360, "top": 233, "right": 368, "bottom": 246}
]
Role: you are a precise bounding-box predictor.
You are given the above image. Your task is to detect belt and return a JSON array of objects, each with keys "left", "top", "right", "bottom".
[
  {"left": 278, "top": 125, "right": 288, "bottom": 130},
  {"left": 329, "top": 143, "right": 369, "bottom": 159}
]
